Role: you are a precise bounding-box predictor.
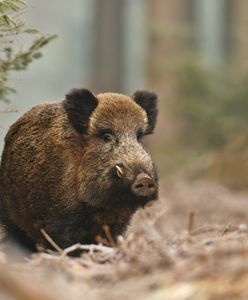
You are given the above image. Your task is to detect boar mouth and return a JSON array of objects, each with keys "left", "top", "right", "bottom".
[
  {"left": 85, "top": 165, "right": 158, "bottom": 210},
  {"left": 89, "top": 184, "right": 158, "bottom": 211}
]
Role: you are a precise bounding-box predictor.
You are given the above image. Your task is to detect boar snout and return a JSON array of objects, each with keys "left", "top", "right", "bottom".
[
  {"left": 114, "top": 165, "right": 158, "bottom": 197},
  {"left": 131, "top": 173, "right": 157, "bottom": 197}
]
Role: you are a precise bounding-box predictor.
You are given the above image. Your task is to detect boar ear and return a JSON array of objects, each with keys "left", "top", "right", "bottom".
[
  {"left": 132, "top": 90, "right": 158, "bottom": 134},
  {"left": 63, "top": 88, "right": 98, "bottom": 134}
]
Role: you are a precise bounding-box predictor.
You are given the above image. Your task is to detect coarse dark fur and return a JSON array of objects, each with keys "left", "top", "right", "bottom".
[{"left": 0, "top": 88, "right": 158, "bottom": 252}]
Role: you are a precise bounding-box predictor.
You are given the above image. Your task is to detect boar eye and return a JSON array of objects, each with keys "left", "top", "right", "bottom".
[
  {"left": 136, "top": 128, "right": 144, "bottom": 140},
  {"left": 103, "top": 133, "right": 113, "bottom": 142},
  {"left": 98, "top": 128, "right": 115, "bottom": 143}
]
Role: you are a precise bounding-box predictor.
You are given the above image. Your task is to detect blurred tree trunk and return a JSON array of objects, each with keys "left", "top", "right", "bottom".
[{"left": 94, "top": 0, "right": 123, "bottom": 92}]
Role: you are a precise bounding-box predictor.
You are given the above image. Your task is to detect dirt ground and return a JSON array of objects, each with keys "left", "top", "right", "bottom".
[{"left": 0, "top": 178, "right": 248, "bottom": 300}]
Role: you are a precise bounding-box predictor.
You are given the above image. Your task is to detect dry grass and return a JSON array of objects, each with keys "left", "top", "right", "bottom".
[{"left": 1, "top": 179, "right": 248, "bottom": 300}]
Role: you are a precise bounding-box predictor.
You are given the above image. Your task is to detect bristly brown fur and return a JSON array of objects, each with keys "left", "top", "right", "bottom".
[{"left": 0, "top": 88, "right": 158, "bottom": 252}]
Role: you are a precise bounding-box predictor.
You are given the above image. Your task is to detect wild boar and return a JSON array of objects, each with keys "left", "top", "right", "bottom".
[{"left": 0, "top": 88, "right": 158, "bottom": 251}]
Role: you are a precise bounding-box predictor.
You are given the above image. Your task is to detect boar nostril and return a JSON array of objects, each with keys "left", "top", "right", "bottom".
[{"left": 131, "top": 173, "right": 157, "bottom": 197}]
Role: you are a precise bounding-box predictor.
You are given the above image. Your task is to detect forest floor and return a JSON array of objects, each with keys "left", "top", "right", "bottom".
[{"left": 1, "top": 178, "right": 248, "bottom": 300}]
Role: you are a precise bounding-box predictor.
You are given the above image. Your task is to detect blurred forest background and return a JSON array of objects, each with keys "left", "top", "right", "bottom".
[
  {"left": 1, "top": 3, "right": 248, "bottom": 299},
  {"left": 1, "top": 0, "right": 248, "bottom": 190}
]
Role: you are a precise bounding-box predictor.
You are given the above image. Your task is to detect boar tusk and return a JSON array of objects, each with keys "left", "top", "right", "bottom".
[{"left": 116, "top": 165, "right": 124, "bottom": 178}]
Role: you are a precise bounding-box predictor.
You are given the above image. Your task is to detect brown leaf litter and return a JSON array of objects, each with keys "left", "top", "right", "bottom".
[{"left": 0, "top": 179, "right": 248, "bottom": 300}]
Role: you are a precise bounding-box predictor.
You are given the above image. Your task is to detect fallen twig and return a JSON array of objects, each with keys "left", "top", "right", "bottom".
[
  {"left": 40, "top": 229, "right": 63, "bottom": 254},
  {"left": 61, "top": 243, "right": 116, "bottom": 259}
]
